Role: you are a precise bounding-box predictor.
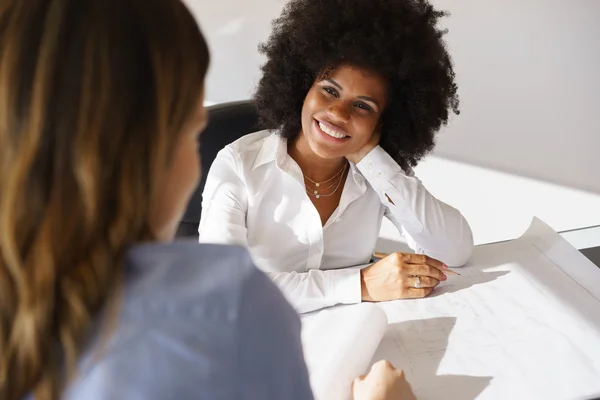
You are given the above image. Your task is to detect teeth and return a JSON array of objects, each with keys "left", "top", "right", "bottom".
[{"left": 319, "top": 121, "right": 347, "bottom": 139}]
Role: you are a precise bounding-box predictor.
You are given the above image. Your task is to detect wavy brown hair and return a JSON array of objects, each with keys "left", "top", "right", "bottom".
[{"left": 0, "top": 1, "right": 209, "bottom": 399}]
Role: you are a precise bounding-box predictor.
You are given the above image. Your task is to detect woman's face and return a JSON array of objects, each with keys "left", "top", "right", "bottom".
[
  {"left": 150, "top": 89, "right": 208, "bottom": 241},
  {"left": 300, "top": 64, "right": 387, "bottom": 159}
]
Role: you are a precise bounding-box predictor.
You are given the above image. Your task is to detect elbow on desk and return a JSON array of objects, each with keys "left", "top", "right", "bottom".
[
  {"left": 421, "top": 240, "right": 473, "bottom": 268},
  {"left": 444, "top": 247, "right": 472, "bottom": 268},
  {"left": 444, "top": 240, "right": 473, "bottom": 268},
  {"left": 444, "top": 233, "right": 474, "bottom": 268}
]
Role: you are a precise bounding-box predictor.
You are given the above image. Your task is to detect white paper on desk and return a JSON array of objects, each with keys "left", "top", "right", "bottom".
[
  {"left": 301, "top": 303, "right": 388, "bottom": 400},
  {"left": 371, "top": 217, "right": 600, "bottom": 400}
]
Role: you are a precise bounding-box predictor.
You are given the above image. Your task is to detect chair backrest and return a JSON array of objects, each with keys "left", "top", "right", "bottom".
[{"left": 176, "top": 100, "right": 262, "bottom": 238}]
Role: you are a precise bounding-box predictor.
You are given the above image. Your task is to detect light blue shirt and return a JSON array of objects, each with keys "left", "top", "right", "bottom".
[{"left": 62, "top": 241, "right": 314, "bottom": 400}]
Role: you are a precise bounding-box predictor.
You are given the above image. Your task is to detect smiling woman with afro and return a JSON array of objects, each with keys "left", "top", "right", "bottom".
[
  {"left": 199, "top": 0, "right": 473, "bottom": 316},
  {"left": 255, "top": 0, "right": 460, "bottom": 172}
]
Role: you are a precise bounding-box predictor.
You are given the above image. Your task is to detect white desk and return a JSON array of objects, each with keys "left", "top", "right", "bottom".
[{"left": 302, "top": 219, "right": 600, "bottom": 400}]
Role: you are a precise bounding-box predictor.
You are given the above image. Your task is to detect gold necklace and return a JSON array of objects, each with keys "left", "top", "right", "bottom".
[
  {"left": 303, "top": 163, "right": 347, "bottom": 188},
  {"left": 305, "top": 163, "right": 348, "bottom": 199},
  {"left": 306, "top": 176, "right": 339, "bottom": 193}
]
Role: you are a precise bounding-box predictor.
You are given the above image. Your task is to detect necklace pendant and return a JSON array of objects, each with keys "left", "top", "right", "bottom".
[
  {"left": 313, "top": 190, "right": 318, "bottom": 195},
  {"left": 315, "top": 183, "right": 320, "bottom": 187}
]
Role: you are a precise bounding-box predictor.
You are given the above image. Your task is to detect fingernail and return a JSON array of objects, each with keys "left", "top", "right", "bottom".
[
  {"left": 442, "top": 263, "right": 449, "bottom": 269},
  {"left": 442, "top": 274, "right": 447, "bottom": 281}
]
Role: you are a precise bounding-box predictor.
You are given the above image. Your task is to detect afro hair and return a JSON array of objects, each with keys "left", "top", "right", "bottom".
[{"left": 254, "top": 0, "right": 459, "bottom": 171}]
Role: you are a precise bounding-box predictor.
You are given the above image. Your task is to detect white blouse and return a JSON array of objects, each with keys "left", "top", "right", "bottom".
[{"left": 199, "top": 130, "right": 473, "bottom": 313}]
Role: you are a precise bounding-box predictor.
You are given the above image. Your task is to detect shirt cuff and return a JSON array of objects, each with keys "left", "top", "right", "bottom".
[
  {"left": 355, "top": 146, "right": 405, "bottom": 186},
  {"left": 325, "top": 268, "right": 362, "bottom": 305}
]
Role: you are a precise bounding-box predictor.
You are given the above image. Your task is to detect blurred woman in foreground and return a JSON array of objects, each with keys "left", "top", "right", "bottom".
[{"left": 0, "top": 0, "right": 414, "bottom": 399}]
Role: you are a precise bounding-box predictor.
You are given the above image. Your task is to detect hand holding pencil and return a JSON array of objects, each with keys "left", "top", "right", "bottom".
[
  {"left": 361, "top": 252, "right": 458, "bottom": 302},
  {"left": 373, "top": 252, "right": 460, "bottom": 275}
]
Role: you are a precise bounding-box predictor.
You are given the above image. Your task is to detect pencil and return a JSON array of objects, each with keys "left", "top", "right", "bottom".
[{"left": 372, "top": 252, "right": 461, "bottom": 275}]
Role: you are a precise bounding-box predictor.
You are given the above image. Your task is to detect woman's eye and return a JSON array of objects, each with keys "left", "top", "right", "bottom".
[
  {"left": 355, "top": 102, "right": 372, "bottom": 112},
  {"left": 323, "top": 87, "right": 338, "bottom": 97}
]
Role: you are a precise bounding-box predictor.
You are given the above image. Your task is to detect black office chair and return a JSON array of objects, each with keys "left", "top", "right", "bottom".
[{"left": 176, "top": 100, "right": 264, "bottom": 238}]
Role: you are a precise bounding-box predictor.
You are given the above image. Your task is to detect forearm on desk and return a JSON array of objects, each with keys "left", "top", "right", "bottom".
[{"left": 267, "top": 268, "right": 362, "bottom": 314}]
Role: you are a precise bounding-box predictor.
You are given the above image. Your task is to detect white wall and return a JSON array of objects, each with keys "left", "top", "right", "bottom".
[
  {"left": 186, "top": 0, "right": 600, "bottom": 246},
  {"left": 184, "top": 0, "right": 285, "bottom": 104}
]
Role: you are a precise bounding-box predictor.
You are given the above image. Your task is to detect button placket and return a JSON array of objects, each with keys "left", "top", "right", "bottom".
[{"left": 305, "top": 199, "right": 324, "bottom": 270}]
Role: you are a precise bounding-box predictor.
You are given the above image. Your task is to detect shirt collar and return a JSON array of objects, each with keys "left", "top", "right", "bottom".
[
  {"left": 348, "top": 162, "right": 368, "bottom": 192},
  {"left": 251, "top": 131, "right": 287, "bottom": 171},
  {"left": 250, "top": 131, "right": 368, "bottom": 192}
]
